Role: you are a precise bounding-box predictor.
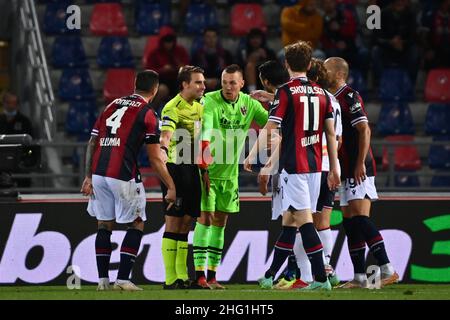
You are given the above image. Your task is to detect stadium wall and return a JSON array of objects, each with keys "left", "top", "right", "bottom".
[{"left": 0, "top": 195, "right": 449, "bottom": 285}]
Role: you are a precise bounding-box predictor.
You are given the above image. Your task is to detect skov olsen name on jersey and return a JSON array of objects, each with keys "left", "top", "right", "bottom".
[
  {"left": 301, "top": 134, "right": 320, "bottom": 147},
  {"left": 290, "top": 85, "right": 325, "bottom": 95},
  {"left": 100, "top": 137, "right": 120, "bottom": 147}
]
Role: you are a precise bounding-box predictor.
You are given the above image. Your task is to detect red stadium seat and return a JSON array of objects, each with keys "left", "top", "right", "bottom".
[
  {"left": 140, "top": 167, "right": 161, "bottom": 189},
  {"left": 424, "top": 69, "right": 450, "bottom": 103},
  {"left": 230, "top": 4, "right": 267, "bottom": 36},
  {"left": 382, "top": 135, "right": 422, "bottom": 171},
  {"left": 89, "top": 3, "right": 128, "bottom": 36},
  {"left": 103, "top": 68, "right": 135, "bottom": 103},
  {"left": 141, "top": 36, "right": 159, "bottom": 68}
]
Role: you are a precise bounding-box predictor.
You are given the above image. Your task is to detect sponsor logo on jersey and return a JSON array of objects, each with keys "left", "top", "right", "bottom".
[
  {"left": 301, "top": 133, "right": 320, "bottom": 147},
  {"left": 350, "top": 102, "right": 362, "bottom": 114},
  {"left": 99, "top": 137, "right": 121, "bottom": 147}
]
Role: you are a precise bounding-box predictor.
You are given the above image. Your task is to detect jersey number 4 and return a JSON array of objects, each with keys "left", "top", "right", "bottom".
[
  {"left": 106, "top": 108, "right": 127, "bottom": 134},
  {"left": 300, "top": 96, "right": 320, "bottom": 131}
]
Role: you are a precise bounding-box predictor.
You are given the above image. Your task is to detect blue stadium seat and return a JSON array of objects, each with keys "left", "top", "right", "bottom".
[
  {"left": 51, "top": 36, "right": 87, "bottom": 68},
  {"left": 97, "top": 37, "right": 134, "bottom": 68},
  {"left": 431, "top": 174, "right": 450, "bottom": 187},
  {"left": 377, "top": 102, "right": 415, "bottom": 135},
  {"left": 394, "top": 173, "right": 420, "bottom": 188},
  {"left": 135, "top": 2, "right": 171, "bottom": 35},
  {"left": 425, "top": 104, "right": 450, "bottom": 136},
  {"left": 429, "top": 136, "right": 450, "bottom": 170},
  {"left": 65, "top": 101, "right": 97, "bottom": 137},
  {"left": 184, "top": 3, "right": 217, "bottom": 35},
  {"left": 379, "top": 68, "right": 414, "bottom": 102},
  {"left": 277, "top": 0, "right": 299, "bottom": 6},
  {"left": 347, "top": 69, "right": 367, "bottom": 100},
  {"left": 58, "top": 68, "right": 95, "bottom": 101},
  {"left": 43, "top": 2, "right": 80, "bottom": 35}
]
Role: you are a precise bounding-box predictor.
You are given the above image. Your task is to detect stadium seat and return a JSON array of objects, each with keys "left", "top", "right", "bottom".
[
  {"left": 230, "top": 4, "right": 267, "bottom": 36},
  {"left": 393, "top": 173, "right": 420, "bottom": 188},
  {"left": 58, "top": 68, "right": 95, "bottom": 101},
  {"left": 43, "top": 2, "right": 80, "bottom": 35},
  {"left": 140, "top": 167, "right": 161, "bottom": 189},
  {"left": 103, "top": 68, "right": 136, "bottom": 103},
  {"left": 377, "top": 102, "right": 415, "bottom": 135},
  {"left": 428, "top": 135, "right": 450, "bottom": 170},
  {"left": 135, "top": 2, "right": 171, "bottom": 35},
  {"left": 424, "top": 69, "right": 450, "bottom": 103},
  {"left": 97, "top": 36, "right": 134, "bottom": 68},
  {"left": 425, "top": 104, "right": 450, "bottom": 136},
  {"left": 65, "top": 100, "right": 97, "bottom": 137},
  {"left": 141, "top": 36, "right": 159, "bottom": 67},
  {"left": 85, "top": 0, "right": 121, "bottom": 3},
  {"left": 277, "top": 0, "right": 298, "bottom": 6},
  {"left": 89, "top": 3, "right": 128, "bottom": 36},
  {"left": 184, "top": 3, "right": 217, "bottom": 35},
  {"left": 347, "top": 69, "right": 367, "bottom": 100},
  {"left": 379, "top": 68, "right": 414, "bottom": 102},
  {"left": 431, "top": 174, "right": 450, "bottom": 187},
  {"left": 51, "top": 36, "right": 87, "bottom": 68},
  {"left": 382, "top": 135, "right": 421, "bottom": 171}
]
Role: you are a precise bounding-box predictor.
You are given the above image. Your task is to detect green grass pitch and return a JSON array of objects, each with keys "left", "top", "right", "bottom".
[{"left": 1, "top": 284, "right": 449, "bottom": 300}]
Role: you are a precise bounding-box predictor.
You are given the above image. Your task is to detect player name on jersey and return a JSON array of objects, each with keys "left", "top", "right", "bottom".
[
  {"left": 113, "top": 98, "right": 143, "bottom": 107},
  {"left": 99, "top": 137, "right": 121, "bottom": 147},
  {"left": 289, "top": 85, "right": 325, "bottom": 96}
]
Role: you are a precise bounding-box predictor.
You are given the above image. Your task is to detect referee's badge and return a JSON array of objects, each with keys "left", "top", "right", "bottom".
[{"left": 240, "top": 105, "right": 248, "bottom": 116}]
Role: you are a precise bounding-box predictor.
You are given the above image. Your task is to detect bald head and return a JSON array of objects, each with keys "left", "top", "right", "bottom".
[{"left": 324, "top": 57, "right": 349, "bottom": 92}]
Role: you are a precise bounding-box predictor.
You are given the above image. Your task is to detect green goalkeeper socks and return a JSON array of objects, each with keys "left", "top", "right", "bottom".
[
  {"left": 208, "top": 225, "right": 225, "bottom": 272},
  {"left": 175, "top": 234, "right": 189, "bottom": 281},
  {"left": 162, "top": 233, "right": 178, "bottom": 285},
  {"left": 193, "top": 222, "right": 211, "bottom": 272}
]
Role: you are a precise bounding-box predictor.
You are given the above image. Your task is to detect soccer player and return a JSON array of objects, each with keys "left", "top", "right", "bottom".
[
  {"left": 193, "top": 64, "right": 268, "bottom": 289},
  {"left": 247, "top": 41, "right": 341, "bottom": 291},
  {"left": 295, "top": 58, "right": 342, "bottom": 286},
  {"left": 324, "top": 57, "right": 399, "bottom": 288},
  {"left": 80, "top": 70, "right": 176, "bottom": 291},
  {"left": 159, "top": 66, "right": 206, "bottom": 289}
]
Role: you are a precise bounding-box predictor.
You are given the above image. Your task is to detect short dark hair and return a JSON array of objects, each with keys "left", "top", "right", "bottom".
[
  {"left": 223, "top": 64, "right": 243, "bottom": 76},
  {"left": 203, "top": 27, "right": 218, "bottom": 35},
  {"left": 284, "top": 41, "right": 313, "bottom": 72},
  {"left": 178, "top": 65, "right": 205, "bottom": 90},
  {"left": 307, "top": 58, "right": 329, "bottom": 89},
  {"left": 135, "top": 70, "right": 159, "bottom": 93},
  {"left": 258, "top": 60, "right": 290, "bottom": 88}
]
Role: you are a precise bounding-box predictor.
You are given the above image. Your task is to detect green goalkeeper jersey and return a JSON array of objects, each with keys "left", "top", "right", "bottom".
[
  {"left": 202, "top": 90, "right": 268, "bottom": 180},
  {"left": 161, "top": 94, "right": 203, "bottom": 164}
]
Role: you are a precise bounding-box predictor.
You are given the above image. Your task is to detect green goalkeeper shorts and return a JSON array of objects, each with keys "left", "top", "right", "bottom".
[{"left": 201, "top": 178, "right": 240, "bottom": 213}]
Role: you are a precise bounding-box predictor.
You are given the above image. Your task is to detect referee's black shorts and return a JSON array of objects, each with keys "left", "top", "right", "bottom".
[
  {"left": 315, "top": 171, "right": 336, "bottom": 213},
  {"left": 161, "top": 163, "right": 201, "bottom": 218}
]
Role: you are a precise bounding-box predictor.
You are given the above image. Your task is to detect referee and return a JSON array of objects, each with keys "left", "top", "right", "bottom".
[{"left": 160, "top": 66, "right": 206, "bottom": 289}]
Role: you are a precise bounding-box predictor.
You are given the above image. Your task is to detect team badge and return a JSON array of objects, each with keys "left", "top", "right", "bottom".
[{"left": 240, "top": 105, "right": 248, "bottom": 116}]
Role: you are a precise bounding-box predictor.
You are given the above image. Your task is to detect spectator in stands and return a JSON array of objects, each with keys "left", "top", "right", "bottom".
[
  {"left": 423, "top": 0, "right": 450, "bottom": 69},
  {"left": 280, "top": 0, "right": 324, "bottom": 58},
  {"left": 371, "top": 0, "right": 419, "bottom": 84},
  {"left": 236, "top": 28, "right": 276, "bottom": 93},
  {"left": 321, "top": 0, "right": 361, "bottom": 68},
  {"left": 191, "top": 28, "right": 233, "bottom": 91},
  {"left": 144, "top": 26, "right": 190, "bottom": 110},
  {"left": 0, "top": 92, "right": 33, "bottom": 137}
]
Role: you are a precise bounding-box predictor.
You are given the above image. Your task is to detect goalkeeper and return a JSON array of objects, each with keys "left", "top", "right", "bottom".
[{"left": 193, "top": 64, "right": 268, "bottom": 289}]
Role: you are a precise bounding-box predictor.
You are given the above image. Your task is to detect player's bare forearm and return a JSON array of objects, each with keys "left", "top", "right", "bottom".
[
  {"left": 324, "top": 120, "right": 339, "bottom": 173},
  {"left": 355, "top": 122, "right": 371, "bottom": 166},
  {"left": 84, "top": 136, "right": 97, "bottom": 178},
  {"left": 160, "top": 130, "right": 172, "bottom": 149},
  {"left": 147, "top": 144, "right": 175, "bottom": 190}
]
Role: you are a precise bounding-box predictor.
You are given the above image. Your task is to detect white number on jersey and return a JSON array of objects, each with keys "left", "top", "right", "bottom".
[
  {"left": 106, "top": 108, "right": 127, "bottom": 134},
  {"left": 300, "top": 96, "right": 320, "bottom": 131}
]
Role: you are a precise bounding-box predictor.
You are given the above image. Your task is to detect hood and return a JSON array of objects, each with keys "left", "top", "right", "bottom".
[{"left": 158, "top": 26, "right": 177, "bottom": 44}]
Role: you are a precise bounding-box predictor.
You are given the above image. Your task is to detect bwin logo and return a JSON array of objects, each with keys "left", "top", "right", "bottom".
[{"left": 66, "top": 5, "right": 81, "bottom": 30}]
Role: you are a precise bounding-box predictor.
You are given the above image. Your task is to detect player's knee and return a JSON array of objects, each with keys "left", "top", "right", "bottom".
[
  {"left": 127, "top": 217, "right": 144, "bottom": 231},
  {"left": 97, "top": 221, "right": 114, "bottom": 232}
]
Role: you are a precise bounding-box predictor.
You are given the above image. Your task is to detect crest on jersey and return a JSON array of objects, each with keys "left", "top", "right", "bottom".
[
  {"left": 240, "top": 105, "right": 248, "bottom": 116},
  {"left": 350, "top": 102, "right": 362, "bottom": 114}
]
